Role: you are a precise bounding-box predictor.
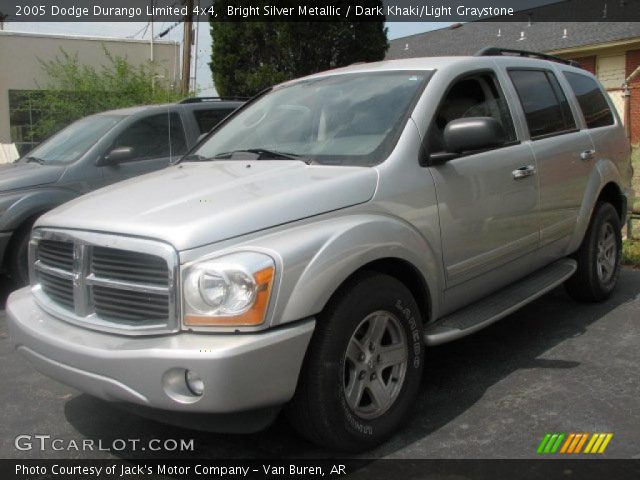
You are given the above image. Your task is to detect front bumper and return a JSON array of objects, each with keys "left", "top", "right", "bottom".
[{"left": 6, "top": 287, "right": 314, "bottom": 416}]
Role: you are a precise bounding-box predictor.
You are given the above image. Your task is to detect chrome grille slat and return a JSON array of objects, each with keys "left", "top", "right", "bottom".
[
  {"left": 38, "top": 271, "right": 74, "bottom": 308},
  {"left": 92, "top": 247, "right": 168, "bottom": 286},
  {"left": 30, "top": 229, "right": 178, "bottom": 335},
  {"left": 37, "top": 239, "right": 74, "bottom": 270}
]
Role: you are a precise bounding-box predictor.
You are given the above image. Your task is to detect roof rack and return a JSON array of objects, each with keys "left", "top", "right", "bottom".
[
  {"left": 474, "top": 47, "right": 581, "bottom": 68},
  {"left": 178, "top": 96, "right": 248, "bottom": 104}
]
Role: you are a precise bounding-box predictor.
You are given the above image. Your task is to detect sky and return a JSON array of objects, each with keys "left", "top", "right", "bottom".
[{"left": 3, "top": 21, "right": 449, "bottom": 95}]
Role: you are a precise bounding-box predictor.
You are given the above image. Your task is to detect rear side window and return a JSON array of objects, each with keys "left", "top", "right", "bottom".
[
  {"left": 563, "top": 72, "right": 614, "bottom": 128},
  {"left": 193, "top": 108, "right": 235, "bottom": 134},
  {"left": 509, "top": 70, "right": 576, "bottom": 139}
]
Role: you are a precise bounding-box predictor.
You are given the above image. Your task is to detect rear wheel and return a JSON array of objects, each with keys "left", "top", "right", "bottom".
[
  {"left": 564, "top": 202, "right": 622, "bottom": 302},
  {"left": 287, "top": 272, "right": 425, "bottom": 452}
]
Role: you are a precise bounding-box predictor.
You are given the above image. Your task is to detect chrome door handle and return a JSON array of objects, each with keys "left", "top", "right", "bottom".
[
  {"left": 512, "top": 165, "right": 536, "bottom": 180},
  {"left": 580, "top": 149, "right": 596, "bottom": 161}
]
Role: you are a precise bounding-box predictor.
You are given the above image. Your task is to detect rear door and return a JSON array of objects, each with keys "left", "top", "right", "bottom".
[
  {"left": 102, "top": 111, "right": 188, "bottom": 185},
  {"left": 508, "top": 68, "right": 595, "bottom": 251}
]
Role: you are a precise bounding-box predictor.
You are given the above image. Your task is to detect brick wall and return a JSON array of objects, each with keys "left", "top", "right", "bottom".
[
  {"left": 627, "top": 49, "right": 640, "bottom": 145},
  {"left": 573, "top": 55, "right": 597, "bottom": 75}
]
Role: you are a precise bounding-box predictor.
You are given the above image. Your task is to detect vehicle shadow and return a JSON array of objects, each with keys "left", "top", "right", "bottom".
[{"left": 62, "top": 268, "right": 640, "bottom": 460}]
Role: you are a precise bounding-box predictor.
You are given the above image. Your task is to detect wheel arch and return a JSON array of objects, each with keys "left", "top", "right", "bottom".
[
  {"left": 322, "top": 257, "right": 432, "bottom": 328},
  {"left": 567, "top": 159, "right": 626, "bottom": 254},
  {"left": 273, "top": 214, "right": 443, "bottom": 327}
]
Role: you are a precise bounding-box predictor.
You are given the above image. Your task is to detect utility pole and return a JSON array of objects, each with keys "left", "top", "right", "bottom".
[
  {"left": 192, "top": 0, "right": 200, "bottom": 93},
  {"left": 150, "top": 1, "right": 155, "bottom": 93},
  {"left": 181, "top": 0, "right": 194, "bottom": 95}
]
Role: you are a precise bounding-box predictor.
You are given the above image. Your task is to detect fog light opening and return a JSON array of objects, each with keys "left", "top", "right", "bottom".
[{"left": 185, "top": 370, "right": 205, "bottom": 396}]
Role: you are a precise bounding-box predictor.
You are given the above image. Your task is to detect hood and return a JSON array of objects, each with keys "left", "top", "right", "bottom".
[
  {"left": 39, "top": 161, "right": 378, "bottom": 251},
  {"left": 0, "top": 162, "right": 65, "bottom": 191}
]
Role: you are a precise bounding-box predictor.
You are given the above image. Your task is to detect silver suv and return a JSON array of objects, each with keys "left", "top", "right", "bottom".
[{"left": 6, "top": 49, "right": 634, "bottom": 452}]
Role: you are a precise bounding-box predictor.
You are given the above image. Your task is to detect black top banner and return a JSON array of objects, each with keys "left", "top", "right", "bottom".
[{"left": 1, "top": 0, "right": 640, "bottom": 22}]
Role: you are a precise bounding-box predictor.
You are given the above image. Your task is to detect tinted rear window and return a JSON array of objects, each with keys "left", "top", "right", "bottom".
[
  {"left": 509, "top": 69, "right": 576, "bottom": 139},
  {"left": 193, "top": 108, "right": 235, "bottom": 134},
  {"left": 563, "top": 72, "right": 614, "bottom": 129}
]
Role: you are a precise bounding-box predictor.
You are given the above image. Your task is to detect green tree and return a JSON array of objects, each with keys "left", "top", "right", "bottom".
[
  {"left": 30, "top": 47, "right": 182, "bottom": 140},
  {"left": 209, "top": 2, "right": 388, "bottom": 96}
]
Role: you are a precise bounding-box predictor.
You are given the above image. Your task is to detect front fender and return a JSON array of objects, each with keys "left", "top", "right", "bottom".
[
  {"left": 256, "top": 214, "right": 444, "bottom": 327},
  {"left": 567, "top": 158, "right": 623, "bottom": 254},
  {"left": 0, "top": 188, "right": 79, "bottom": 232}
]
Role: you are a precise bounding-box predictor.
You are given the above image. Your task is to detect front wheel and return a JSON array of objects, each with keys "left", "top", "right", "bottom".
[
  {"left": 286, "top": 272, "right": 425, "bottom": 452},
  {"left": 564, "top": 202, "right": 622, "bottom": 302},
  {"left": 6, "top": 222, "right": 33, "bottom": 288}
]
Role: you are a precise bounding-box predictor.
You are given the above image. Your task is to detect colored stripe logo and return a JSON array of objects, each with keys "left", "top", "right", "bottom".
[{"left": 537, "top": 433, "right": 613, "bottom": 454}]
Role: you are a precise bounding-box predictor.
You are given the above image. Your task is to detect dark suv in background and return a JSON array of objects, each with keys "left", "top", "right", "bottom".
[{"left": 0, "top": 97, "right": 244, "bottom": 285}]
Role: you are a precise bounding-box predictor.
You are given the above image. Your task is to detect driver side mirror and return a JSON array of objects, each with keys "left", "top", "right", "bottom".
[
  {"left": 98, "top": 146, "right": 135, "bottom": 166},
  {"left": 444, "top": 117, "right": 506, "bottom": 154}
]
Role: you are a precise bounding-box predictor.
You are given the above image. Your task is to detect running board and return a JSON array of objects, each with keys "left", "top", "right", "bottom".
[{"left": 424, "top": 259, "right": 577, "bottom": 346}]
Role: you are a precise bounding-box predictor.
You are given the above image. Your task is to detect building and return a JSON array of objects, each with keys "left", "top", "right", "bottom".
[
  {"left": 0, "top": 31, "right": 180, "bottom": 157},
  {"left": 387, "top": 21, "right": 640, "bottom": 145}
]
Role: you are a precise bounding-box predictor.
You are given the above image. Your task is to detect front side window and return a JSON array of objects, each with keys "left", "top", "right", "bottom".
[
  {"left": 429, "top": 72, "right": 517, "bottom": 153},
  {"left": 112, "top": 112, "right": 187, "bottom": 161},
  {"left": 191, "top": 71, "right": 431, "bottom": 166},
  {"left": 509, "top": 69, "right": 576, "bottom": 139},
  {"left": 563, "top": 72, "right": 614, "bottom": 129}
]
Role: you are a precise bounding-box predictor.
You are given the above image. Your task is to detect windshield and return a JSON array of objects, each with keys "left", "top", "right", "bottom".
[
  {"left": 22, "top": 114, "right": 123, "bottom": 165},
  {"left": 192, "top": 71, "right": 430, "bottom": 166}
]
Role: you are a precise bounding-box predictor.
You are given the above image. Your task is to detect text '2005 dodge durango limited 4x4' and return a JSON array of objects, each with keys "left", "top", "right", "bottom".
[{"left": 6, "top": 48, "right": 634, "bottom": 452}]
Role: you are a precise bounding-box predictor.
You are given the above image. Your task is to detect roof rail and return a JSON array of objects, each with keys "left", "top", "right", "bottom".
[
  {"left": 178, "top": 96, "right": 249, "bottom": 104},
  {"left": 474, "top": 47, "right": 581, "bottom": 68}
]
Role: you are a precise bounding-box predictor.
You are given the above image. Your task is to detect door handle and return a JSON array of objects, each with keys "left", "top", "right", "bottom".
[
  {"left": 580, "top": 149, "right": 596, "bottom": 161},
  {"left": 512, "top": 165, "right": 536, "bottom": 180}
]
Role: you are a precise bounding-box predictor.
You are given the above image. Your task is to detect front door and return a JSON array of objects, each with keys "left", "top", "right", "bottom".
[
  {"left": 428, "top": 71, "right": 540, "bottom": 289},
  {"left": 102, "top": 111, "right": 188, "bottom": 185}
]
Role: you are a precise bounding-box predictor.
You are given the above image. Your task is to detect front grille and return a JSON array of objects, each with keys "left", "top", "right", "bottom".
[{"left": 31, "top": 230, "right": 178, "bottom": 335}]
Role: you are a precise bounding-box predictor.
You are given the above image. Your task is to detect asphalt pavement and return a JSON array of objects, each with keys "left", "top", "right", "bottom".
[{"left": 0, "top": 269, "right": 639, "bottom": 460}]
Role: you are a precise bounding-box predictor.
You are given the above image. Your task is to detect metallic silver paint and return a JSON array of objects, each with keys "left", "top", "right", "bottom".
[{"left": 6, "top": 55, "right": 633, "bottom": 418}]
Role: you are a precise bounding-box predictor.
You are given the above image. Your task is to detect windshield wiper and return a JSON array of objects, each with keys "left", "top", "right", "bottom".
[
  {"left": 24, "top": 156, "right": 46, "bottom": 165},
  {"left": 213, "top": 148, "right": 310, "bottom": 163}
]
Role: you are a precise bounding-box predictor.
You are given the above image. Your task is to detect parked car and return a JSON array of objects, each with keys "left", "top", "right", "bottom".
[
  {"left": 6, "top": 49, "right": 633, "bottom": 452},
  {"left": 0, "top": 97, "right": 244, "bottom": 286}
]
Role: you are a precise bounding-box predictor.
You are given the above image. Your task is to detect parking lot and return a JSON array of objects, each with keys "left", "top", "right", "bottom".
[{"left": 0, "top": 269, "right": 639, "bottom": 460}]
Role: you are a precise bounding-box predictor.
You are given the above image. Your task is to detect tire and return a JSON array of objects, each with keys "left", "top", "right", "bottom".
[
  {"left": 564, "top": 202, "right": 622, "bottom": 302},
  {"left": 6, "top": 220, "right": 34, "bottom": 288},
  {"left": 286, "top": 272, "right": 425, "bottom": 452}
]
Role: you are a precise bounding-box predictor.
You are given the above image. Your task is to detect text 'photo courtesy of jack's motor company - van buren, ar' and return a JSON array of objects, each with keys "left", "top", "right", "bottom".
[{"left": 15, "top": 463, "right": 347, "bottom": 477}]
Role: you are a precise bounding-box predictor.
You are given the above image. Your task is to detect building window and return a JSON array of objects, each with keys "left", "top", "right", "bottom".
[{"left": 8, "top": 90, "right": 45, "bottom": 155}]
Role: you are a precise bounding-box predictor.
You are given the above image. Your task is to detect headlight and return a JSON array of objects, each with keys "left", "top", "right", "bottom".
[{"left": 183, "top": 252, "right": 275, "bottom": 327}]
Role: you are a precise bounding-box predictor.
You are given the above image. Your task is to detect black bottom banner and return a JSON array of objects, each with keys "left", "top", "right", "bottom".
[{"left": 2, "top": 459, "right": 639, "bottom": 480}]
